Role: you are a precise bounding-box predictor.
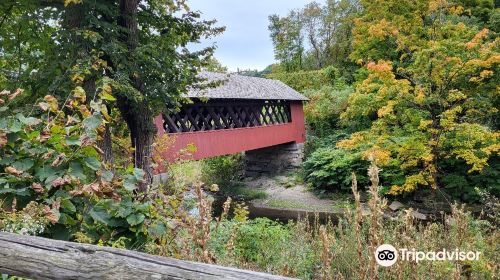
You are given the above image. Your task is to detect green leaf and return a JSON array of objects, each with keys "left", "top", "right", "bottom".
[
  {"left": 17, "top": 114, "right": 41, "bottom": 126},
  {"left": 116, "top": 206, "right": 133, "bottom": 218},
  {"left": 84, "top": 157, "right": 101, "bottom": 171},
  {"left": 60, "top": 199, "right": 76, "bottom": 213},
  {"left": 148, "top": 223, "right": 167, "bottom": 237},
  {"left": 65, "top": 136, "right": 81, "bottom": 146},
  {"left": 59, "top": 213, "right": 77, "bottom": 226},
  {"left": 89, "top": 207, "right": 117, "bottom": 226},
  {"left": 100, "top": 92, "right": 116, "bottom": 101},
  {"left": 82, "top": 113, "right": 102, "bottom": 131},
  {"left": 12, "top": 159, "right": 34, "bottom": 171},
  {"left": 0, "top": 187, "right": 30, "bottom": 196},
  {"left": 8, "top": 119, "right": 22, "bottom": 132},
  {"left": 68, "top": 162, "right": 86, "bottom": 180},
  {"left": 123, "top": 174, "right": 137, "bottom": 191},
  {"left": 0, "top": 156, "right": 15, "bottom": 165},
  {"left": 126, "top": 213, "right": 145, "bottom": 226},
  {"left": 102, "top": 170, "right": 114, "bottom": 182},
  {"left": 133, "top": 168, "right": 145, "bottom": 181}
]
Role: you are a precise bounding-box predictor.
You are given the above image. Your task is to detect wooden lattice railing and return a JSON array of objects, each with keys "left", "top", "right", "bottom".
[{"left": 163, "top": 99, "right": 292, "bottom": 133}]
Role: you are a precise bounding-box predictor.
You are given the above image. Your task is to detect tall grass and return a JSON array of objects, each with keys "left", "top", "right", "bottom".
[{"left": 146, "top": 163, "right": 499, "bottom": 279}]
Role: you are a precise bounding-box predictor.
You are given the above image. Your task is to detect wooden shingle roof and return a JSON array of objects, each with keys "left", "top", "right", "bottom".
[{"left": 185, "top": 71, "right": 308, "bottom": 101}]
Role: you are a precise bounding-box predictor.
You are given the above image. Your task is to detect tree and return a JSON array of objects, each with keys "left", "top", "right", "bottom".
[
  {"left": 302, "top": 1, "right": 325, "bottom": 69},
  {"left": 268, "top": 11, "right": 304, "bottom": 72},
  {"left": 204, "top": 57, "right": 228, "bottom": 73},
  {"left": 0, "top": 0, "right": 223, "bottom": 190},
  {"left": 338, "top": 0, "right": 499, "bottom": 195},
  {"left": 267, "top": 0, "right": 360, "bottom": 81}
]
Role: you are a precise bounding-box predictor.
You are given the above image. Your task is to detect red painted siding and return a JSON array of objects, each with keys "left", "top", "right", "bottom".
[{"left": 154, "top": 101, "right": 306, "bottom": 161}]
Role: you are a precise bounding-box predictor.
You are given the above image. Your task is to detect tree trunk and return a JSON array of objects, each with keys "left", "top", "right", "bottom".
[
  {"left": 63, "top": 3, "right": 114, "bottom": 164},
  {"left": 117, "top": 98, "right": 155, "bottom": 191},
  {"left": 117, "top": 0, "right": 155, "bottom": 190},
  {"left": 99, "top": 123, "right": 114, "bottom": 164}
]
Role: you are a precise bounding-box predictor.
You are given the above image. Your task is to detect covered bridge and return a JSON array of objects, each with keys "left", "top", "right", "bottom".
[{"left": 154, "top": 71, "right": 308, "bottom": 171}]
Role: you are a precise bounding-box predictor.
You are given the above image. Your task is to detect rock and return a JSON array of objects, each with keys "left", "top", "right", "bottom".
[
  {"left": 412, "top": 210, "right": 427, "bottom": 220},
  {"left": 389, "top": 201, "right": 404, "bottom": 211}
]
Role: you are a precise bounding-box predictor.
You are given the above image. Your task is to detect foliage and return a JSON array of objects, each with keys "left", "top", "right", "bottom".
[
  {"left": 149, "top": 164, "right": 500, "bottom": 279},
  {"left": 303, "top": 85, "right": 352, "bottom": 137},
  {"left": 268, "top": 11, "right": 304, "bottom": 72},
  {"left": 440, "top": 156, "right": 500, "bottom": 202},
  {"left": 267, "top": 67, "right": 340, "bottom": 92},
  {"left": 268, "top": 0, "right": 361, "bottom": 80},
  {"left": 217, "top": 183, "right": 267, "bottom": 201},
  {"left": 303, "top": 148, "right": 369, "bottom": 191},
  {"left": 336, "top": 0, "right": 499, "bottom": 197},
  {"left": 0, "top": 90, "right": 165, "bottom": 246},
  {"left": 201, "top": 154, "right": 244, "bottom": 187},
  {"left": 204, "top": 57, "right": 228, "bottom": 73},
  {"left": 0, "top": 0, "right": 224, "bottom": 183}
]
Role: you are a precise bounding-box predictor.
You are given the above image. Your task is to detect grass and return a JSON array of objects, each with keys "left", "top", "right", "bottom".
[
  {"left": 147, "top": 162, "right": 500, "bottom": 280},
  {"left": 168, "top": 160, "right": 203, "bottom": 190},
  {"left": 266, "top": 199, "right": 311, "bottom": 209}
]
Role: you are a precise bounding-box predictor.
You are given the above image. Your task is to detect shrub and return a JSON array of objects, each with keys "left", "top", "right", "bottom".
[
  {"left": 303, "top": 148, "right": 369, "bottom": 191},
  {"left": 0, "top": 88, "right": 167, "bottom": 247},
  {"left": 440, "top": 156, "right": 500, "bottom": 202},
  {"left": 201, "top": 154, "right": 243, "bottom": 186},
  {"left": 303, "top": 146, "right": 406, "bottom": 193}
]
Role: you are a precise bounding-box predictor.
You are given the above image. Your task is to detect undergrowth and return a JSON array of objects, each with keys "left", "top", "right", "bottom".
[{"left": 146, "top": 162, "right": 499, "bottom": 279}]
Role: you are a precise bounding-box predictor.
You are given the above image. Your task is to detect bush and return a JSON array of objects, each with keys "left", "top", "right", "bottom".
[
  {"left": 303, "top": 148, "right": 369, "bottom": 191},
  {"left": 201, "top": 154, "right": 243, "bottom": 186},
  {"left": 440, "top": 156, "right": 500, "bottom": 202},
  {"left": 303, "top": 146, "right": 406, "bottom": 193},
  {"left": 173, "top": 172, "right": 500, "bottom": 280},
  {"left": 0, "top": 89, "right": 167, "bottom": 247}
]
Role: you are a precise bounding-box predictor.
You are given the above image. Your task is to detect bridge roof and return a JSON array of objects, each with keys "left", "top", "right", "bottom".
[{"left": 186, "top": 71, "right": 308, "bottom": 101}]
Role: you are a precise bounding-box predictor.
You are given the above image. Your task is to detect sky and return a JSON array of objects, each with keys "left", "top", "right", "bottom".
[{"left": 188, "top": 0, "right": 317, "bottom": 72}]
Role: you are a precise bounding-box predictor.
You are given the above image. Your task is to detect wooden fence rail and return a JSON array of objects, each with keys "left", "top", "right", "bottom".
[{"left": 0, "top": 232, "right": 293, "bottom": 280}]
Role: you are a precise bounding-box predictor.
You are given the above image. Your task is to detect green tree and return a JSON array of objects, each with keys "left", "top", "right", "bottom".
[
  {"left": 268, "top": 0, "right": 360, "bottom": 80},
  {"left": 0, "top": 0, "right": 223, "bottom": 189},
  {"left": 268, "top": 11, "right": 304, "bottom": 72}
]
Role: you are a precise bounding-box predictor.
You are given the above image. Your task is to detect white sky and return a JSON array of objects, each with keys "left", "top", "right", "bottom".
[{"left": 188, "top": 0, "right": 319, "bottom": 71}]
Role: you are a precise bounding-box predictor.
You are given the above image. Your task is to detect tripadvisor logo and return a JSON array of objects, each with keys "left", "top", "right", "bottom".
[
  {"left": 375, "top": 244, "right": 481, "bottom": 267},
  {"left": 375, "top": 244, "right": 398, "bottom": 267}
]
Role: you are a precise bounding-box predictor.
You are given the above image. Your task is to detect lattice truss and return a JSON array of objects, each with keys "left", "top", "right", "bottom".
[{"left": 163, "top": 99, "right": 292, "bottom": 133}]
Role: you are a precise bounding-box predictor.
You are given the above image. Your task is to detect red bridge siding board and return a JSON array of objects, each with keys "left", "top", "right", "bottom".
[{"left": 155, "top": 101, "right": 306, "bottom": 161}]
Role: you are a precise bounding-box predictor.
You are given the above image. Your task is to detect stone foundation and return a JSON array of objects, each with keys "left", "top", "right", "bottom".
[{"left": 244, "top": 142, "right": 304, "bottom": 177}]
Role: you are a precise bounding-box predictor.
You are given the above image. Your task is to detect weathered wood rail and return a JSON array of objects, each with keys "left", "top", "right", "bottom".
[{"left": 0, "top": 232, "right": 294, "bottom": 280}]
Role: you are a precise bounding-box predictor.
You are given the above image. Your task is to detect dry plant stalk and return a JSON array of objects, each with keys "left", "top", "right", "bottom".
[
  {"left": 351, "top": 172, "right": 366, "bottom": 280},
  {"left": 225, "top": 222, "right": 238, "bottom": 266},
  {"left": 319, "top": 225, "right": 333, "bottom": 280},
  {"left": 185, "top": 182, "right": 215, "bottom": 263},
  {"left": 215, "top": 197, "right": 232, "bottom": 231},
  {"left": 367, "top": 160, "right": 384, "bottom": 280}
]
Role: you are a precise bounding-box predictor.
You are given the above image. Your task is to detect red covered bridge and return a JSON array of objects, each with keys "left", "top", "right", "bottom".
[{"left": 154, "top": 72, "right": 308, "bottom": 163}]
